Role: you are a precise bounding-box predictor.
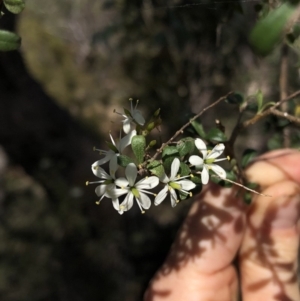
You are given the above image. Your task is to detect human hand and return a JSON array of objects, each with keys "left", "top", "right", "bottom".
[{"left": 144, "top": 149, "right": 300, "bottom": 301}]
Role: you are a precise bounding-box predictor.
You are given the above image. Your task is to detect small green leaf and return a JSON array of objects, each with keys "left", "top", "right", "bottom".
[
  {"left": 106, "top": 141, "right": 118, "bottom": 153},
  {"left": 190, "top": 174, "right": 202, "bottom": 184},
  {"left": 0, "top": 30, "right": 21, "bottom": 51},
  {"left": 225, "top": 92, "right": 244, "bottom": 105},
  {"left": 147, "top": 160, "right": 165, "bottom": 177},
  {"left": 177, "top": 137, "right": 195, "bottom": 157},
  {"left": 255, "top": 90, "right": 263, "bottom": 112},
  {"left": 242, "top": 149, "right": 258, "bottom": 168},
  {"left": 206, "top": 128, "right": 227, "bottom": 142},
  {"left": 162, "top": 146, "right": 180, "bottom": 172},
  {"left": 117, "top": 155, "right": 134, "bottom": 167},
  {"left": 4, "top": 0, "right": 25, "bottom": 14},
  {"left": 249, "top": 3, "right": 295, "bottom": 55},
  {"left": 131, "top": 135, "right": 146, "bottom": 164},
  {"left": 191, "top": 120, "right": 206, "bottom": 138},
  {"left": 179, "top": 162, "right": 190, "bottom": 176}
]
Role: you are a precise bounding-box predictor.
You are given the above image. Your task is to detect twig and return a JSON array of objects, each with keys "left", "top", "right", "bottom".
[
  {"left": 242, "top": 89, "right": 300, "bottom": 128},
  {"left": 210, "top": 174, "right": 271, "bottom": 197},
  {"left": 146, "top": 92, "right": 233, "bottom": 164},
  {"left": 270, "top": 109, "right": 300, "bottom": 125},
  {"left": 279, "top": 44, "right": 290, "bottom": 147}
]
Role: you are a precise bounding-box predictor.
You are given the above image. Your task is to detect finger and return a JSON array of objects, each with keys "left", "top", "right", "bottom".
[
  {"left": 144, "top": 184, "right": 246, "bottom": 301},
  {"left": 240, "top": 150, "right": 300, "bottom": 301},
  {"left": 246, "top": 149, "right": 300, "bottom": 188}
]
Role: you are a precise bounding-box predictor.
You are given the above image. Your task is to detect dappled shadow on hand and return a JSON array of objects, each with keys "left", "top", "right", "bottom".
[
  {"left": 153, "top": 183, "right": 245, "bottom": 277},
  {"left": 240, "top": 190, "right": 300, "bottom": 301}
]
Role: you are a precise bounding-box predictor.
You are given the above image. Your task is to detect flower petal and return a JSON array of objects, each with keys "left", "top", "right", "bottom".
[
  {"left": 154, "top": 185, "right": 168, "bottom": 205},
  {"left": 169, "top": 188, "right": 178, "bottom": 207},
  {"left": 159, "top": 173, "right": 170, "bottom": 184},
  {"left": 177, "top": 179, "right": 196, "bottom": 191},
  {"left": 138, "top": 192, "right": 151, "bottom": 210},
  {"left": 123, "top": 119, "right": 131, "bottom": 134},
  {"left": 189, "top": 155, "right": 204, "bottom": 167},
  {"left": 195, "top": 138, "right": 207, "bottom": 158},
  {"left": 119, "top": 192, "right": 134, "bottom": 213},
  {"left": 207, "top": 143, "right": 225, "bottom": 159},
  {"left": 95, "top": 184, "right": 106, "bottom": 197},
  {"left": 115, "top": 177, "right": 129, "bottom": 188},
  {"left": 109, "top": 154, "right": 118, "bottom": 176},
  {"left": 92, "top": 152, "right": 113, "bottom": 166},
  {"left": 125, "top": 163, "right": 137, "bottom": 186},
  {"left": 170, "top": 158, "right": 180, "bottom": 180},
  {"left": 112, "top": 198, "right": 120, "bottom": 211},
  {"left": 132, "top": 110, "right": 145, "bottom": 125},
  {"left": 210, "top": 164, "right": 227, "bottom": 179},
  {"left": 119, "top": 130, "right": 137, "bottom": 152},
  {"left": 201, "top": 165, "right": 209, "bottom": 185},
  {"left": 136, "top": 176, "right": 159, "bottom": 189},
  {"left": 109, "top": 187, "right": 129, "bottom": 198},
  {"left": 91, "top": 164, "right": 110, "bottom": 179}
]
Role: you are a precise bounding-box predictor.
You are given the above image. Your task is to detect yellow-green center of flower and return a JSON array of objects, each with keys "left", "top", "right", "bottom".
[
  {"left": 205, "top": 158, "right": 215, "bottom": 164},
  {"left": 169, "top": 181, "right": 181, "bottom": 190},
  {"left": 131, "top": 187, "right": 140, "bottom": 198}
]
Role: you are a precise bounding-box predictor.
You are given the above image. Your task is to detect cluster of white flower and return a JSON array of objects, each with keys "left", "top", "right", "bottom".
[{"left": 87, "top": 100, "right": 228, "bottom": 214}]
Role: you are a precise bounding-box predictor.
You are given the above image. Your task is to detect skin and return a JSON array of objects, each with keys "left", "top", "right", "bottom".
[{"left": 144, "top": 149, "right": 300, "bottom": 301}]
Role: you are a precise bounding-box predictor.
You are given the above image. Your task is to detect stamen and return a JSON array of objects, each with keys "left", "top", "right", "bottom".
[
  {"left": 176, "top": 200, "right": 179, "bottom": 203},
  {"left": 86, "top": 181, "right": 89, "bottom": 186},
  {"left": 189, "top": 192, "right": 193, "bottom": 197},
  {"left": 190, "top": 174, "right": 194, "bottom": 178},
  {"left": 227, "top": 156, "right": 230, "bottom": 161},
  {"left": 135, "top": 198, "right": 145, "bottom": 214},
  {"left": 95, "top": 200, "right": 100, "bottom": 205}
]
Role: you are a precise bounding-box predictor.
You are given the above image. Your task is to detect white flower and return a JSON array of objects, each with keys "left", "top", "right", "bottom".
[
  {"left": 86, "top": 165, "right": 119, "bottom": 211},
  {"left": 93, "top": 130, "right": 136, "bottom": 174},
  {"left": 154, "top": 158, "right": 196, "bottom": 207},
  {"left": 112, "top": 163, "right": 159, "bottom": 214},
  {"left": 115, "top": 99, "right": 145, "bottom": 134},
  {"left": 189, "top": 138, "right": 228, "bottom": 185}
]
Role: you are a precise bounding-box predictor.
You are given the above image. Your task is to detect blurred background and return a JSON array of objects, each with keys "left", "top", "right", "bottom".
[{"left": 0, "top": 0, "right": 298, "bottom": 300}]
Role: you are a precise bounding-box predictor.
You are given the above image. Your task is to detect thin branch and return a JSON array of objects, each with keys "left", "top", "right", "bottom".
[
  {"left": 279, "top": 44, "right": 290, "bottom": 147},
  {"left": 270, "top": 108, "right": 300, "bottom": 126},
  {"left": 242, "top": 89, "right": 300, "bottom": 128},
  {"left": 146, "top": 92, "right": 232, "bottom": 164},
  {"left": 210, "top": 174, "right": 271, "bottom": 197}
]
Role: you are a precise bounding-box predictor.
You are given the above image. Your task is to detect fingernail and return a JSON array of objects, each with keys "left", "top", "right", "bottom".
[{"left": 270, "top": 195, "right": 300, "bottom": 229}]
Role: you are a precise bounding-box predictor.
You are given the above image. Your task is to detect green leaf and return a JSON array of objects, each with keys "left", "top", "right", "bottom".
[
  {"left": 179, "top": 162, "right": 190, "bottom": 176},
  {"left": 191, "top": 120, "right": 206, "bottom": 138},
  {"left": 4, "top": 0, "right": 25, "bottom": 14},
  {"left": 206, "top": 128, "right": 227, "bottom": 142},
  {"left": 162, "top": 146, "right": 179, "bottom": 172},
  {"left": 225, "top": 92, "right": 244, "bottom": 105},
  {"left": 176, "top": 137, "right": 195, "bottom": 157},
  {"left": 241, "top": 149, "right": 258, "bottom": 168},
  {"left": 249, "top": 3, "right": 295, "bottom": 55},
  {"left": 117, "top": 155, "right": 134, "bottom": 167},
  {"left": 131, "top": 135, "right": 146, "bottom": 164},
  {"left": 255, "top": 90, "right": 263, "bottom": 112},
  {"left": 190, "top": 174, "right": 202, "bottom": 184},
  {"left": 147, "top": 160, "right": 165, "bottom": 177},
  {"left": 106, "top": 141, "right": 118, "bottom": 153},
  {"left": 0, "top": 30, "right": 21, "bottom": 51}
]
